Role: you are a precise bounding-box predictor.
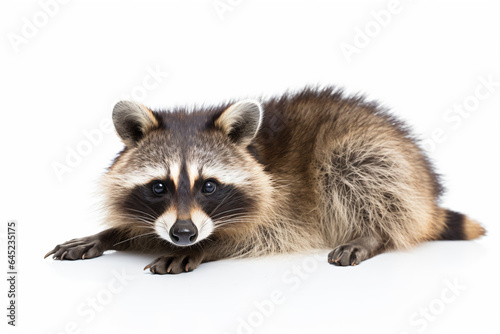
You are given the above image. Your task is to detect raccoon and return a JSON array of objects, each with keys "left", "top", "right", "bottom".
[{"left": 45, "top": 87, "right": 486, "bottom": 274}]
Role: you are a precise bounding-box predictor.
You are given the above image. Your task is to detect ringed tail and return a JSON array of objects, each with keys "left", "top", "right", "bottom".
[{"left": 438, "top": 209, "right": 486, "bottom": 240}]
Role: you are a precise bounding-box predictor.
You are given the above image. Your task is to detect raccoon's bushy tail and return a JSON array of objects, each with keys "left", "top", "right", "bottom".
[{"left": 437, "top": 209, "right": 486, "bottom": 240}]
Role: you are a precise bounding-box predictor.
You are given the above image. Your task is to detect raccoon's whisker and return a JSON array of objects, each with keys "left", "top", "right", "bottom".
[
  {"left": 212, "top": 214, "right": 253, "bottom": 221},
  {"left": 114, "top": 221, "right": 155, "bottom": 229},
  {"left": 161, "top": 221, "right": 170, "bottom": 234},
  {"left": 200, "top": 188, "right": 240, "bottom": 227},
  {"left": 208, "top": 189, "right": 238, "bottom": 215},
  {"left": 122, "top": 216, "right": 156, "bottom": 225},
  {"left": 209, "top": 208, "right": 247, "bottom": 220},
  {"left": 204, "top": 195, "right": 250, "bottom": 223},
  {"left": 111, "top": 213, "right": 154, "bottom": 221},
  {"left": 212, "top": 214, "right": 256, "bottom": 223},
  {"left": 128, "top": 209, "right": 158, "bottom": 220},
  {"left": 112, "top": 231, "right": 157, "bottom": 246},
  {"left": 128, "top": 224, "right": 155, "bottom": 230},
  {"left": 194, "top": 239, "right": 206, "bottom": 253},
  {"left": 214, "top": 213, "right": 260, "bottom": 221},
  {"left": 208, "top": 203, "right": 247, "bottom": 217},
  {"left": 200, "top": 218, "right": 209, "bottom": 232},
  {"left": 212, "top": 223, "right": 238, "bottom": 229},
  {"left": 125, "top": 208, "right": 159, "bottom": 221},
  {"left": 214, "top": 216, "right": 261, "bottom": 224},
  {"left": 209, "top": 207, "right": 244, "bottom": 216},
  {"left": 123, "top": 194, "right": 162, "bottom": 219},
  {"left": 215, "top": 219, "right": 255, "bottom": 225},
  {"left": 110, "top": 214, "right": 156, "bottom": 226},
  {"left": 214, "top": 218, "right": 258, "bottom": 227}
]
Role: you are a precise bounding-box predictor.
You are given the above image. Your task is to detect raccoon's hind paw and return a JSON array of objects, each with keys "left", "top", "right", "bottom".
[
  {"left": 328, "top": 236, "right": 383, "bottom": 266},
  {"left": 144, "top": 253, "right": 204, "bottom": 275},
  {"left": 44, "top": 237, "right": 105, "bottom": 261},
  {"left": 328, "top": 244, "right": 368, "bottom": 266}
]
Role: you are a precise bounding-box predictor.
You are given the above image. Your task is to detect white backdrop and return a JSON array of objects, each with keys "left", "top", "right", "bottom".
[{"left": 1, "top": 1, "right": 499, "bottom": 333}]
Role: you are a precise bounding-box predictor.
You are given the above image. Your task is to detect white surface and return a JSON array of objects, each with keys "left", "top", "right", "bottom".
[{"left": 1, "top": 1, "right": 499, "bottom": 333}]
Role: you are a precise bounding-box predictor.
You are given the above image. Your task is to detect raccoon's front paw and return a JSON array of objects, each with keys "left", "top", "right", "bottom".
[
  {"left": 328, "top": 244, "right": 369, "bottom": 266},
  {"left": 44, "top": 237, "right": 105, "bottom": 260},
  {"left": 144, "top": 253, "right": 204, "bottom": 275}
]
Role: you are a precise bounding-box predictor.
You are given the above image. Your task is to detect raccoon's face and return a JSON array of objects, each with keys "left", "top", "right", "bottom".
[{"left": 102, "top": 99, "right": 273, "bottom": 247}]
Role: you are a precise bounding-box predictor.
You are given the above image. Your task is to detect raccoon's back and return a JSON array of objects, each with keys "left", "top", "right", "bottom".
[
  {"left": 252, "top": 87, "right": 439, "bottom": 222},
  {"left": 253, "top": 87, "right": 410, "bottom": 177}
]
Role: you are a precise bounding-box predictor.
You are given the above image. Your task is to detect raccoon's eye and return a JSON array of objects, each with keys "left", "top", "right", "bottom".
[
  {"left": 202, "top": 180, "right": 217, "bottom": 194},
  {"left": 152, "top": 181, "right": 167, "bottom": 196}
]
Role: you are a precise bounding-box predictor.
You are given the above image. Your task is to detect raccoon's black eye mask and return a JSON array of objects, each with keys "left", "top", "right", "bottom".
[{"left": 150, "top": 179, "right": 218, "bottom": 198}]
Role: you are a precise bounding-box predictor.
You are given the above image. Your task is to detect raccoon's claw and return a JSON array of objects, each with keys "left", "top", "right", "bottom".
[
  {"left": 45, "top": 237, "right": 105, "bottom": 261},
  {"left": 144, "top": 253, "right": 204, "bottom": 275},
  {"left": 328, "top": 244, "right": 368, "bottom": 266}
]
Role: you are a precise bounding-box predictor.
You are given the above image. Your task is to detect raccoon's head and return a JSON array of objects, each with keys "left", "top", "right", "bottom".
[{"left": 101, "top": 99, "right": 274, "bottom": 247}]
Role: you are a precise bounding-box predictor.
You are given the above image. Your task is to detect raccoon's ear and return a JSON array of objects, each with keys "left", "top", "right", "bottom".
[
  {"left": 112, "top": 101, "right": 159, "bottom": 146},
  {"left": 214, "top": 99, "right": 263, "bottom": 145}
]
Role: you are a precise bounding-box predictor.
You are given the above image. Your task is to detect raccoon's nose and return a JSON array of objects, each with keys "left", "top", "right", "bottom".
[{"left": 169, "top": 220, "right": 198, "bottom": 246}]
